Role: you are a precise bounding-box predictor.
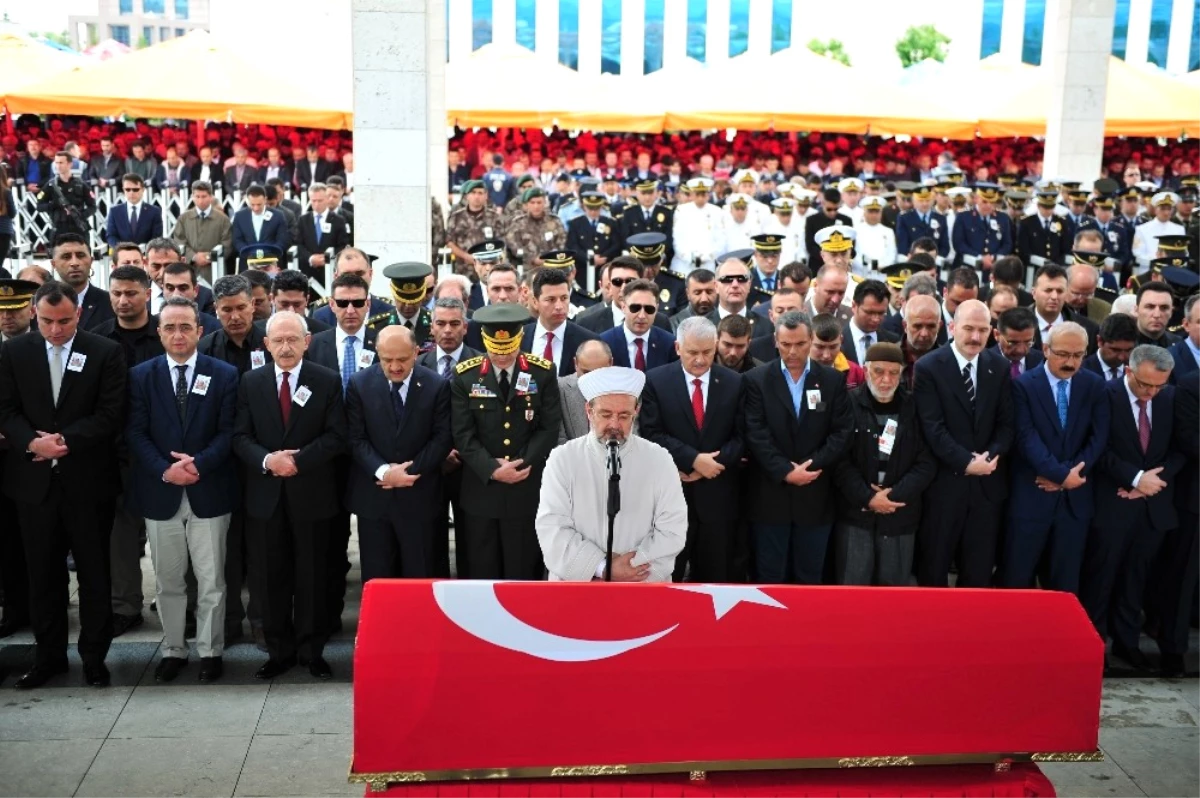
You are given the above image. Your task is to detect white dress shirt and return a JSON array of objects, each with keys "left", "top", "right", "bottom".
[
  {"left": 45, "top": 334, "right": 76, "bottom": 369},
  {"left": 1044, "top": 362, "right": 1071, "bottom": 407},
  {"left": 950, "top": 342, "right": 980, "bottom": 395},
  {"left": 623, "top": 326, "right": 650, "bottom": 365},
  {"left": 127, "top": 201, "right": 143, "bottom": 225},
  {"left": 165, "top": 350, "right": 198, "bottom": 394},
  {"left": 847, "top": 318, "right": 876, "bottom": 364},
  {"left": 684, "top": 368, "right": 710, "bottom": 409},
  {"left": 251, "top": 211, "right": 265, "bottom": 240},
  {"left": 434, "top": 344, "right": 465, "bottom": 376},
  {"left": 150, "top": 283, "right": 164, "bottom": 315},
  {"left": 1038, "top": 312, "right": 1064, "bottom": 338},
  {"left": 534, "top": 321, "right": 566, "bottom": 367},
  {"left": 717, "top": 304, "right": 748, "bottom": 320},
  {"left": 335, "top": 325, "right": 364, "bottom": 375},
  {"left": 609, "top": 302, "right": 624, "bottom": 329}
]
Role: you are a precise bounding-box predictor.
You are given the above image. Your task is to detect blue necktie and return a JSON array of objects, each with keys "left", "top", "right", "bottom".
[
  {"left": 764, "top": 275, "right": 775, "bottom": 291},
  {"left": 1056, "top": 379, "right": 1069, "bottom": 428},
  {"left": 341, "top": 335, "right": 356, "bottom": 392},
  {"left": 315, "top": 213, "right": 323, "bottom": 245},
  {"left": 391, "top": 380, "right": 405, "bottom": 423}
]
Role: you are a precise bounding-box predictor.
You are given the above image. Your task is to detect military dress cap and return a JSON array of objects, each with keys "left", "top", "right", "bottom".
[
  {"left": 473, "top": 302, "right": 532, "bottom": 356},
  {"left": 580, "top": 191, "right": 608, "bottom": 209},
  {"left": 1180, "top": 187, "right": 1199, "bottom": 202},
  {"left": 947, "top": 186, "right": 974, "bottom": 200},
  {"left": 1162, "top": 266, "right": 1200, "bottom": 295},
  {"left": 569, "top": 168, "right": 590, "bottom": 180},
  {"left": 894, "top": 181, "right": 918, "bottom": 197},
  {"left": 751, "top": 233, "right": 784, "bottom": 253},
  {"left": 512, "top": 174, "right": 535, "bottom": 190},
  {"left": 1071, "top": 250, "right": 1107, "bottom": 267},
  {"left": 0, "top": 278, "right": 39, "bottom": 310},
  {"left": 553, "top": 172, "right": 572, "bottom": 184},
  {"left": 626, "top": 232, "right": 667, "bottom": 261},
  {"left": 635, "top": 177, "right": 659, "bottom": 191},
  {"left": 1035, "top": 178, "right": 1060, "bottom": 192},
  {"left": 1157, "top": 234, "right": 1191, "bottom": 253},
  {"left": 1136, "top": 181, "right": 1159, "bottom": 196},
  {"left": 1180, "top": 175, "right": 1200, "bottom": 189},
  {"left": 674, "top": 182, "right": 692, "bottom": 197},
  {"left": 1093, "top": 177, "right": 1120, "bottom": 195},
  {"left": 1092, "top": 193, "right": 1117, "bottom": 209},
  {"left": 776, "top": 182, "right": 795, "bottom": 198},
  {"left": 1120, "top": 185, "right": 1141, "bottom": 200},
  {"left": 863, "top": 177, "right": 884, "bottom": 190},
  {"left": 880, "top": 262, "right": 914, "bottom": 290},
  {"left": 460, "top": 179, "right": 485, "bottom": 194},
  {"left": 540, "top": 249, "right": 578, "bottom": 269},
  {"left": 685, "top": 177, "right": 714, "bottom": 192},
  {"left": 521, "top": 186, "right": 547, "bottom": 203},
  {"left": 1148, "top": 256, "right": 1186, "bottom": 274},
  {"left": 1035, "top": 190, "right": 1060, "bottom": 207},
  {"left": 911, "top": 183, "right": 934, "bottom": 200},
  {"left": 974, "top": 183, "right": 1003, "bottom": 202},
  {"left": 732, "top": 169, "right": 758, "bottom": 185},
  {"left": 1006, "top": 190, "right": 1031, "bottom": 208},
  {"left": 468, "top": 239, "right": 506, "bottom": 262},
  {"left": 578, "top": 366, "right": 646, "bottom": 402},
  {"left": 815, "top": 224, "right": 856, "bottom": 252},
  {"left": 859, "top": 195, "right": 886, "bottom": 210},
  {"left": 1152, "top": 191, "right": 1180, "bottom": 207},
  {"left": 997, "top": 174, "right": 1018, "bottom": 187},
  {"left": 241, "top": 243, "right": 283, "bottom": 268},
  {"left": 728, "top": 193, "right": 750, "bottom": 209},
  {"left": 771, "top": 197, "right": 796, "bottom": 213},
  {"left": 601, "top": 169, "right": 621, "bottom": 182},
  {"left": 716, "top": 248, "right": 755, "bottom": 265},
  {"left": 1061, "top": 180, "right": 1083, "bottom": 191},
  {"left": 383, "top": 262, "right": 433, "bottom": 305},
  {"left": 837, "top": 177, "right": 864, "bottom": 193},
  {"left": 1066, "top": 189, "right": 1090, "bottom": 203},
  {"left": 793, "top": 188, "right": 817, "bottom": 204},
  {"left": 578, "top": 177, "right": 601, "bottom": 192}
]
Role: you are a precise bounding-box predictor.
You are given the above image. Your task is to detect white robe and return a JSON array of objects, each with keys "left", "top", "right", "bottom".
[{"left": 536, "top": 434, "right": 687, "bottom": 582}]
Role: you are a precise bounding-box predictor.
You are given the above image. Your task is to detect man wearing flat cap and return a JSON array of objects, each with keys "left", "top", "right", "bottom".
[
  {"left": 536, "top": 366, "right": 686, "bottom": 582},
  {"left": 504, "top": 188, "right": 567, "bottom": 267},
  {"left": 373, "top": 262, "right": 434, "bottom": 350},
  {"left": 451, "top": 303, "right": 562, "bottom": 579}
]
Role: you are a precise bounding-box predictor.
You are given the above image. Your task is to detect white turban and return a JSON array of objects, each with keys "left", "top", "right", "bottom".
[{"left": 578, "top": 366, "right": 646, "bottom": 402}]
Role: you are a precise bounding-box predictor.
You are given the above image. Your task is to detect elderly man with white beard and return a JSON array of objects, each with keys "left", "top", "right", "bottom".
[
  {"left": 832, "top": 342, "right": 936, "bottom": 585},
  {"left": 536, "top": 367, "right": 687, "bottom": 582}
]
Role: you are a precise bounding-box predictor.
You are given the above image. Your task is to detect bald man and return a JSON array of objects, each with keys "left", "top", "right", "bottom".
[
  {"left": 900, "top": 294, "right": 942, "bottom": 390},
  {"left": 912, "top": 299, "right": 1015, "bottom": 588},
  {"left": 557, "top": 339, "right": 615, "bottom": 444}
]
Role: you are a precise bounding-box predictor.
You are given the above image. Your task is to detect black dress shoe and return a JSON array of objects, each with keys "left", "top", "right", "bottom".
[
  {"left": 0, "top": 616, "right": 30, "bottom": 639},
  {"left": 198, "top": 657, "right": 223, "bottom": 683},
  {"left": 154, "top": 657, "right": 187, "bottom": 683},
  {"left": 254, "top": 656, "right": 296, "bottom": 680},
  {"left": 112, "top": 613, "right": 144, "bottom": 637},
  {"left": 307, "top": 657, "right": 332, "bottom": 680},
  {"left": 251, "top": 624, "right": 268, "bottom": 653},
  {"left": 1159, "top": 652, "right": 1186, "bottom": 678},
  {"left": 82, "top": 662, "right": 111, "bottom": 687},
  {"left": 1113, "top": 643, "right": 1151, "bottom": 672},
  {"left": 13, "top": 662, "right": 69, "bottom": 690}
]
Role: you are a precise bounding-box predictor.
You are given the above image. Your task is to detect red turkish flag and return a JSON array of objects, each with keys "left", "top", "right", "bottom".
[{"left": 352, "top": 581, "right": 1101, "bottom": 780}]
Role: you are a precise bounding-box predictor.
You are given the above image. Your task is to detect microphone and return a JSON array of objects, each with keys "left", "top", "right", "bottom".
[{"left": 606, "top": 437, "right": 621, "bottom": 478}]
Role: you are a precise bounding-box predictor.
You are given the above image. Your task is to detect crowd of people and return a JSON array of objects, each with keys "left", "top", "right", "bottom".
[{"left": 0, "top": 122, "right": 1196, "bottom": 696}]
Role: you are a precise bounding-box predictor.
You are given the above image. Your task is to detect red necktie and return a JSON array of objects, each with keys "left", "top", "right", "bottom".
[
  {"left": 1137, "top": 399, "right": 1150, "bottom": 454},
  {"left": 691, "top": 378, "right": 704, "bottom": 428},
  {"left": 543, "top": 331, "right": 555, "bottom": 362},
  {"left": 279, "top": 371, "right": 292, "bottom": 427},
  {"left": 634, "top": 338, "right": 646, "bottom": 371}
]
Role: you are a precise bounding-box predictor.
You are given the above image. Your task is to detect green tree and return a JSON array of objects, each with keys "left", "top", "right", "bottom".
[
  {"left": 40, "top": 30, "right": 72, "bottom": 48},
  {"left": 895, "top": 24, "right": 952, "bottom": 68},
  {"left": 136, "top": 34, "right": 150, "bottom": 49},
  {"left": 807, "top": 38, "right": 851, "bottom": 67}
]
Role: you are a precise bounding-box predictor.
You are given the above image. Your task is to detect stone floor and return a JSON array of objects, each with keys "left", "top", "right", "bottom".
[{"left": 0, "top": 530, "right": 1196, "bottom": 797}]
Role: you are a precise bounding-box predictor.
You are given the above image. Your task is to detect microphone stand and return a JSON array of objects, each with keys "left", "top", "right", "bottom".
[{"left": 604, "top": 439, "right": 621, "bottom": 582}]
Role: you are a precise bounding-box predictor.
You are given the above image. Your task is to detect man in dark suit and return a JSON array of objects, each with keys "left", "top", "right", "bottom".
[
  {"left": 993, "top": 307, "right": 1045, "bottom": 379},
  {"left": 705, "top": 256, "right": 775, "bottom": 339},
  {"left": 126, "top": 297, "right": 240, "bottom": 683},
  {"left": 840, "top": 279, "right": 900, "bottom": 365},
  {"left": 256, "top": 147, "right": 293, "bottom": 188},
  {"left": 302, "top": 273, "right": 377, "bottom": 628},
  {"left": 600, "top": 279, "right": 678, "bottom": 372},
  {"left": 1083, "top": 311, "right": 1137, "bottom": 382},
  {"left": 521, "top": 267, "right": 599, "bottom": 377},
  {"left": 419, "top": 296, "right": 480, "bottom": 576},
  {"left": 224, "top": 145, "right": 258, "bottom": 194},
  {"left": 1158, "top": 373, "right": 1197, "bottom": 677},
  {"left": 189, "top": 146, "right": 226, "bottom": 188},
  {"left": 913, "top": 299, "right": 1015, "bottom": 588},
  {"left": 804, "top": 188, "right": 854, "bottom": 265},
  {"left": 346, "top": 325, "right": 453, "bottom": 580},
  {"left": 742, "top": 310, "right": 853, "bottom": 584},
  {"left": 749, "top": 289, "right": 805, "bottom": 362},
  {"left": 231, "top": 185, "right": 291, "bottom": 258},
  {"left": 1134, "top": 281, "right": 1182, "bottom": 348},
  {"left": 1029, "top": 264, "right": 1099, "bottom": 354},
  {"left": 1017, "top": 191, "right": 1070, "bottom": 266},
  {"left": 1000, "top": 322, "right": 1109, "bottom": 594},
  {"left": 105, "top": 174, "right": 164, "bottom": 251},
  {"left": 88, "top": 137, "right": 124, "bottom": 189},
  {"left": 0, "top": 281, "right": 126, "bottom": 688},
  {"left": 232, "top": 311, "right": 346, "bottom": 680},
  {"left": 1168, "top": 295, "right": 1199, "bottom": 376},
  {"left": 573, "top": 257, "right": 674, "bottom": 335},
  {"left": 293, "top": 145, "right": 331, "bottom": 191},
  {"left": 50, "top": 234, "right": 114, "bottom": 331},
  {"left": 295, "top": 183, "right": 350, "bottom": 288},
  {"left": 1080, "top": 345, "right": 1184, "bottom": 673},
  {"left": 162, "top": 262, "right": 220, "bottom": 333},
  {"left": 640, "top": 316, "right": 743, "bottom": 582}
]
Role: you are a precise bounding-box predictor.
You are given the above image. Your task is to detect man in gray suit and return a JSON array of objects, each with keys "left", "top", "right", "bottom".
[{"left": 557, "top": 339, "right": 614, "bottom": 445}]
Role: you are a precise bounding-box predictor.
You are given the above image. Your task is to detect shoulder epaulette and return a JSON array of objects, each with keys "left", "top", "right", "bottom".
[
  {"left": 366, "top": 311, "right": 394, "bottom": 327},
  {"left": 524, "top": 353, "right": 553, "bottom": 370},
  {"left": 310, "top": 296, "right": 330, "bottom": 309},
  {"left": 456, "top": 355, "right": 484, "bottom": 374},
  {"left": 1169, "top": 324, "right": 1184, "bottom": 333},
  {"left": 668, "top": 270, "right": 688, "bottom": 279}
]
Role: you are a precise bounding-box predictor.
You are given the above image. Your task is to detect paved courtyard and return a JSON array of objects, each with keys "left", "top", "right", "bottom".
[{"left": 0, "top": 531, "right": 1196, "bottom": 797}]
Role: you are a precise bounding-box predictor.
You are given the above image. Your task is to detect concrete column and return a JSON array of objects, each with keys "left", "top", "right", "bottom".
[
  {"left": 1042, "top": 0, "right": 1116, "bottom": 181},
  {"left": 999, "top": 0, "right": 1027, "bottom": 62},
  {"left": 578, "top": 0, "right": 603, "bottom": 75},
  {"left": 352, "top": 0, "right": 437, "bottom": 289},
  {"left": 492, "top": 0, "right": 516, "bottom": 48},
  {"left": 707, "top": 0, "right": 731, "bottom": 62},
  {"left": 1125, "top": 0, "right": 1152, "bottom": 64},
  {"left": 621, "top": 0, "right": 646, "bottom": 76},
  {"left": 447, "top": 0, "right": 471, "bottom": 60},
  {"left": 746, "top": 0, "right": 771, "bottom": 58},
  {"left": 1166, "top": 0, "right": 1194, "bottom": 74},
  {"left": 663, "top": 0, "right": 688, "bottom": 68},
  {"left": 535, "top": 0, "right": 560, "bottom": 61}
]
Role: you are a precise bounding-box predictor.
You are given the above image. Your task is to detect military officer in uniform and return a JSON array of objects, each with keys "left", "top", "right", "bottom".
[
  {"left": 951, "top": 183, "right": 1013, "bottom": 271},
  {"left": 465, "top": 239, "right": 506, "bottom": 311},
  {"left": 627, "top": 232, "right": 685, "bottom": 316},
  {"left": 450, "top": 304, "right": 562, "bottom": 579},
  {"left": 36, "top": 151, "right": 96, "bottom": 240},
  {"left": 1132, "top": 192, "right": 1186, "bottom": 269},
  {"left": 618, "top": 179, "right": 674, "bottom": 258},
  {"left": 368, "top": 262, "right": 435, "bottom": 350},
  {"left": 505, "top": 188, "right": 567, "bottom": 267},
  {"left": 1018, "top": 190, "right": 1070, "bottom": 266},
  {"left": 501, "top": 174, "right": 537, "bottom": 228},
  {"left": 1087, "top": 192, "right": 1133, "bottom": 276},
  {"left": 895, "top": 184, "right": 949, "bottom": 259},
  {"left": 445, "top": 180, "right": 505, "bottom": 278},
  {"left": 565, "top": 192, "right": 621, "bottom": 279}
]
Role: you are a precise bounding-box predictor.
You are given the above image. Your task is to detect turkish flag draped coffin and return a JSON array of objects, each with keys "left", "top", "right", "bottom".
[{"left": 352, "top": 581, "right": 1102, "bottom": 779}]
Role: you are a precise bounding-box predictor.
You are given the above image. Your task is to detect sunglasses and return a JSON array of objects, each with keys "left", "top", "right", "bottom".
[
  {"left": 717, "top": 275, "right": 749, "bottom": 284},
  {"left": 333, "top": 298, "right": 368, "bottom": 308},
  {"left": 610, "top": 277, "right": 636, "bottom": 287},
  {"left": 625, "top": 303, "right": 657, "bottom": 315}
]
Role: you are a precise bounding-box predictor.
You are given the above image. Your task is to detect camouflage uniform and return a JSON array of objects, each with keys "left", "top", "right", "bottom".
[
  {"left": 432, "top": 196, "right": 447, "bottom": 264},
  {"left": 446, "top": 204, "right": 505, "bottom": 276},
  {"left": 504, "top": 212, "right": 567, "bottom": 266}
]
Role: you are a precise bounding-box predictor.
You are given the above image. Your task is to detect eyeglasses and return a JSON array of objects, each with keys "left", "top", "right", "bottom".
[
  {"left": 1130, "top": 373, "right": 1169, "bottom": 392},
  {"left": 333, "top": 298, "right": 367, "bottom": 308},
  {"left": 717, "top": 275, "right": 749, "bottom": 284},
  {"left": 626, "top": 303, "right": 657, "bottom": 315},
  {"left": 1047, "top": 349, "right": 1086, "bottom": 361}
]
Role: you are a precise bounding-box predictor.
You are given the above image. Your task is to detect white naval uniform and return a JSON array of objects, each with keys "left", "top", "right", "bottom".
[
  {"left": 1131, "top": 218, "right": 1186, "bottom": 267},
  {"left": 671, "top": 202, "right": 727, "bottom": 273},
  {"left": 852, "top": 221, "right": 898, "bottom": 275}
]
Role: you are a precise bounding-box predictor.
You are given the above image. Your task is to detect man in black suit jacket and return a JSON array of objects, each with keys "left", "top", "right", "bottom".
[
  {"left": 224, "top": 147, "right": 258, "bottom": 194},
  {"left": 0, "top": 282, "right": 127, "bottom": 689},
  {"left": 302, "top": 273, "right": 377, "bottom": 625},
  {"left": 640, "top": 316, "right": 744, "bottom": 582},
  {"left": 993, "top": 307, "right": 1044, "bottom": 379},
  {"left": 231, "top": 186, "right": 291, "bottom": 258},
  {"left": 742, "top": 310, "right": 853, "bottom": 584},
  {"left": 1080, "top": 345, "right": 1185, "bottom": 673},
  {"left": 520, "top": 267, "right": 599, "bottom": 376},
  {"left": 295, "top": 184, "right": 350, "bottom": 287},
  {"left": 257, "top": 147, "right": 294, "bottom": 188},
  {"left": 1082, "top": 311, "right": 1138, "bottom": 382},
  {"left": 1029, "top": 264, "right": 1099, "bottom": 354},
  {"left": 748, "top": 289, "right": 805, "bottom": 362},
  {"left": 1157, "top": 373, "right": 1198, "bottom": 677},
  {"left": 573, "top": 258, "right": 673, "bottom": 335},
  {"left": 913, "top": 299, "right": 1015, "bottom": 588},
  {"left": 565, "top": 194, "right": 622, "bottom": 267},
  {"left": 293, "top": 148, "right": 331, "bottom": 191},
  {"left": 840, "top": 279, "right": 900, "bottom": 365},
  {"left": 346, "top": 326, "right": 453, "bottom": 580},
  {"left": 617, "top": 180, "right": 674, "bottom": 261},
  {"left": 232, "top": 311, "right": 346, "bottom": 680},
  {"left": 189, "top": 147, "right": 226, "bottom": 188},
  {"left": 50, "top": 234, "right": 115, "bottom": 331}
]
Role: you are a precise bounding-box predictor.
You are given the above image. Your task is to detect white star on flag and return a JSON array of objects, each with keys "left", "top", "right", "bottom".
[{"left": 671, "top": 585, "right": 787, "bottom": 619}]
